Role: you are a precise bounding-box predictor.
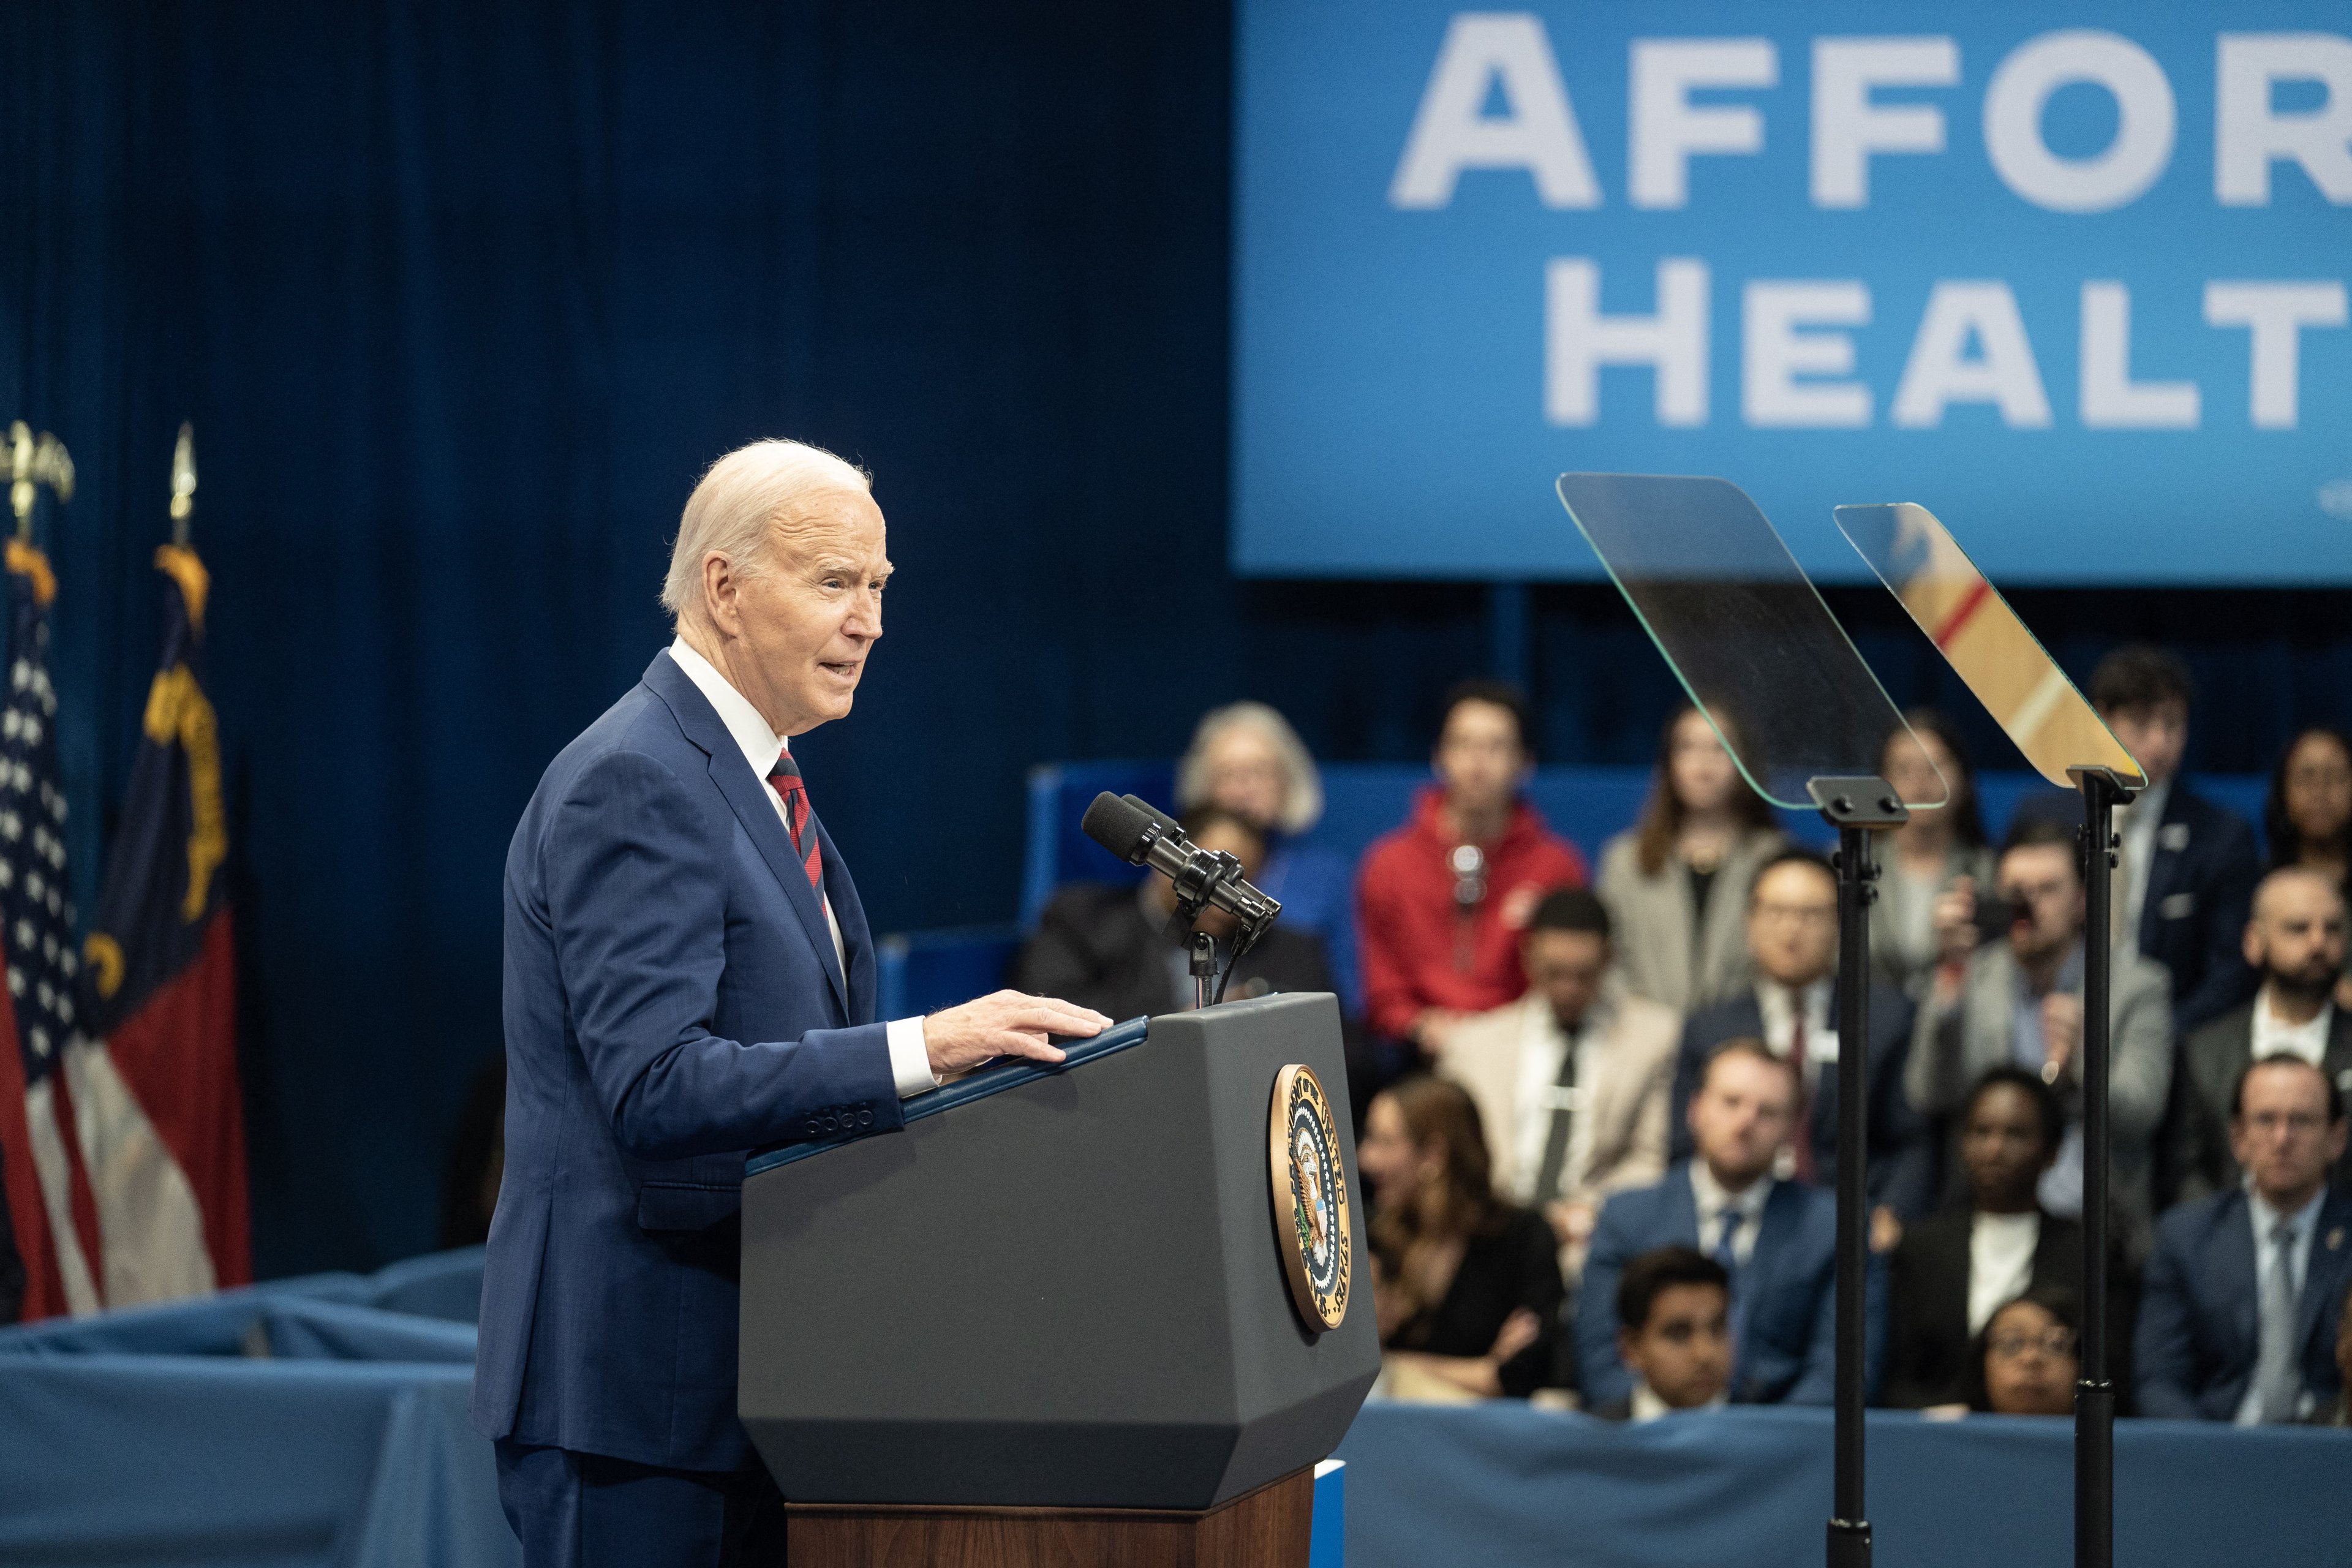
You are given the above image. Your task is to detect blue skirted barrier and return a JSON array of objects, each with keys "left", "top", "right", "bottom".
[
  {"left": 1335, "top": 1399, "right": 2351, "bottom": 1568},
  {"left": 4, "top": 1250, "right": 2343, "bottom": 1567}
]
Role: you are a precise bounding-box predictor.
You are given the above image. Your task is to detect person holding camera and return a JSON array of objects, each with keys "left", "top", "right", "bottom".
[{"left": 1906, "top": 818, "right": 2175, "bottom": 1257}]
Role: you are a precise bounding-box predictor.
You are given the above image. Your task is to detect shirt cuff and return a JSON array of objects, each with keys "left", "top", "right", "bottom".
[{"left": 886, "top": 1016, "right": 938, "bottom": 1099}]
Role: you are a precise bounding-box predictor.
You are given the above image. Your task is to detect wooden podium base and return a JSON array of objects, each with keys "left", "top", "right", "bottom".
[{"left": 785, "top": 1466, "right": 1315, "bottom": 1568}]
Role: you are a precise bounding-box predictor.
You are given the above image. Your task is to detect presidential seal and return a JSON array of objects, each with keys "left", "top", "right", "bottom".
[{"left": 1268, "top": 1063, "right": 1351, "bottom": 1333}]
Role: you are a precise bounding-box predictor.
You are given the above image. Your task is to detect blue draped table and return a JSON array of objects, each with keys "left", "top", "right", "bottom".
[
  {"left": 1336, "top": 1399, "right": 2350, "bottom": 1568},
  {"left": 5, "top": 1256, "right": 2344, "bottom": 1568}
]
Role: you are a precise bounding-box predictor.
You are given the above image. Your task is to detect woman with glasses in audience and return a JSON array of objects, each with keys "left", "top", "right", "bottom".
[
  {"left": 1872, "top": 710, "right": 1994, "bottom": 1000},
  {"left": 1357, "top": 1075, "right": 1564, "bottom": 1400},
  {"left": 1966, "top": 1285, "right": 2082, "bottom": 1417},
  {"left": 1883, "top": 1068, "right": 2132, "bottom": 1410},
  {"left": 1597, "top": 704, "right": 1786, "bottom": 1015},
  {"left": 1177, "top": 702, "right": 1357, "bottom": 1003},
  {"left": 2264, "top": 726, "right": 2352, "bottom": 1011}
]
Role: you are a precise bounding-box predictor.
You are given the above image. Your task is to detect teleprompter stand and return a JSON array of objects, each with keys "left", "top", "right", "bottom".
[
  {"left": 1809, "top": 779, "right": 1910, "bottom": 1568},
  {"left": 1835, "top": 502, "right": 2149, "bottom": 1568},
  {"left": 1557, "top": 474, "right": 1957, "bottom": 1568}
]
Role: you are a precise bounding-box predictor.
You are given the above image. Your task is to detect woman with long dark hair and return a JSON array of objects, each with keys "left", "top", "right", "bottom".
[
  {"left": 1597, "top": 704, "right": 1786, "bottom": 1012},
  {"left": 1873, "top": 709, "right": 1994, "bottom": 998},
  {"left": 2266, "top": 726, "right": 2352, "bottom": 883},
  {"left": 1358, "top": 1075, "right": 1564, "bottom": 1398}
]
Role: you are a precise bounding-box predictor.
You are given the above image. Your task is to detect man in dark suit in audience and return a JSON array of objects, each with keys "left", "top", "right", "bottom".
[
  {"left": 2015, "top": 645, "right": 2259, "bottom": 1035},
  {"left": 2138, "top": 1054, "right": 2352, "bottom": 1422},
  {"left": 1014, "top": 807, "right": 1341, "bottom": 1022},
  {"left": 2169, "top": 868, "right": 2352, "bottom": 1205},
  {"left": 1670, "top": 849, "right": 1932, "bottom": 1231},
  {"left": 1578, "top": 1041, "right": 1872, "bottom": 1408}
]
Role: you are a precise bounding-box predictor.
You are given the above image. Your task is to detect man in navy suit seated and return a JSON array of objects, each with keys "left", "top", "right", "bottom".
[
  {"left": 1668, "top": 849, "right": 1933, "bottom": 1238},
  {"left": 1578, "top": 1039, "right": 1874, "bottom": 1407},
  {"left": 2137, "top": 1053, "right": 2352, "bottom": 1423},
  {"left": 474, "top": 439, "right": 1110, "bottom": 1566}
]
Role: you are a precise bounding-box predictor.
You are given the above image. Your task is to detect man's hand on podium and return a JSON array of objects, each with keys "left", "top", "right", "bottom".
[{"left": 921, "top": 990, "right": 1111, "bottom": 1077}]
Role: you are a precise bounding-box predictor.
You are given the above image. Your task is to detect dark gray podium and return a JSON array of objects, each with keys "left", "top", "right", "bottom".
[{"left": 739, "top": 992, "right": 1376, "bottom": 1564}]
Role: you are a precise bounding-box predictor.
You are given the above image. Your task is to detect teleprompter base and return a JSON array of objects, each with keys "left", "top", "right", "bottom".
[{"left": 783, "top": 1465, "right": 1314, "bottom": 1568}]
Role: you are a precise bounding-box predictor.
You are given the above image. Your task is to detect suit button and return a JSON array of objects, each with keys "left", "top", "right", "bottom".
[{"left": 858, "top": 1107, "right": 874, "bottom": 1129}]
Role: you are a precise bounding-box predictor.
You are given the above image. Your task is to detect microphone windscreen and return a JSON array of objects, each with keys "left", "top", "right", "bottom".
[
  {"left": 1080, "top": 791, "right": 1155, "bottom": 864},
  {"left": 1122, "top": 794, "right": 1180, "bottom": 835}
]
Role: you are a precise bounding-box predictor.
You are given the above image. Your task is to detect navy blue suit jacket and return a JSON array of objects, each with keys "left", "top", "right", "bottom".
[
  {"left": 1667, "top": 984, "right": 1935, "bottom": 1221},
  {"left": 1575, "top": 1162, "right": 1882, "bottom": 1408},
  {"left": 2135, "top": 1186, "right": 2352, "bottom": 1422},
  {"left": 473, "top": 652, "right": 901, "bottom": 1471},
  {"left": 2015, "top": 782, "right": 2258, "bottom": 1032}
]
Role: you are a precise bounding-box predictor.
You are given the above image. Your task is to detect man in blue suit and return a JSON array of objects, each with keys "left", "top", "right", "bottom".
[
  {"left": 474, "top": 439, "right": 1109, "bottom": 1566},
  {"left": 1579, "top": 1039, "right": 1879, "bottom": 1406},
  {"left": 2137, "top": 1054, "right": 2352, "bottom": 1422}
]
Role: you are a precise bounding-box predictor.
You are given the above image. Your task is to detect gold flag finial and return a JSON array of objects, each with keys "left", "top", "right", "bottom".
[
  {"left": 170, "top": 422, "right": 197, "bottom": 545},
  {"left": 9, "top": 420, "right": 74, "bottom": 542}
]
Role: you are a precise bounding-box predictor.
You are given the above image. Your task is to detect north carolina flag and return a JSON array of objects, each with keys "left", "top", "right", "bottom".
[{"left": 70, "top": 543, "right": 249, "bottom": 1305}]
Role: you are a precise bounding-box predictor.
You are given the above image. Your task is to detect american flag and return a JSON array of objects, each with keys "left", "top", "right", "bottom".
[{"left": 0, "top": 549, "right": 101, "bottom": 1314}]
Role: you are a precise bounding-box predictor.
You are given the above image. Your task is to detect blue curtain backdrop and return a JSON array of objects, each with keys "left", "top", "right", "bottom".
[{"left": 4, "top": 1, "right": 2348, "bottom": 1280}]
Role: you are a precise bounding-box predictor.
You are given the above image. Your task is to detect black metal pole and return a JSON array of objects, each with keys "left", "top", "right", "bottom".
[
  {"left": 2073, "top": 769, "right": 2122, "bottom": 1568},
  {"left": 1809, "top": 778, "right": 1900, "bottom": 1568},
  {"left": 1827, "top": 816, "right": 1875, "bottom": 1568}
]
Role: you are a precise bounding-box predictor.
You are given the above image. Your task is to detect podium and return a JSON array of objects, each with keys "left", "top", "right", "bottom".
[{"left": 738, "top": 992, "right": 1378, "bottom": 1566}]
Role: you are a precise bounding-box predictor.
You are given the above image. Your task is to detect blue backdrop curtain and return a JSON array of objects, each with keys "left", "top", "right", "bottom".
[{"left": 5, "top": 1, "right": 2347, "bottom": 1281}]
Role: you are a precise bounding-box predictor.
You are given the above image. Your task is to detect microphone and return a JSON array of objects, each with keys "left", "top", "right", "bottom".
[{"left": 1079, "top": 792, "right": 1282, "bottom": 950}]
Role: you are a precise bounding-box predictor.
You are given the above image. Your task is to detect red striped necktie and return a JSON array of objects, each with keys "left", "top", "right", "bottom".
[{"left": 766, "top": 753, "right": 825, "bottom": 892}]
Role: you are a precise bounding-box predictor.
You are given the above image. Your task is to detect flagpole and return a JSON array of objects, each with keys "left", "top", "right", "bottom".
[
  {"left": 9, "top": 421, "right": 75, "bottom": 539},
  {"left": 170, "top": 423, "right": 197, "bottom": 546}
]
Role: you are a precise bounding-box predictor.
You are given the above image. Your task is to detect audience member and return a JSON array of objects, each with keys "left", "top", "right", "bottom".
[
  {"left": 1360, "top": 1076, "right": 1566, "bottom": 1400},
  {"left": 1884, "top": 1069, "right": 2129, "bottom": 1409},
  {"left": 1445, "top": 889, "right": 1679, "bottom": 1281},
  {"left": 1176, "top": 701, "right": 1357, "bottom": 1003},
  {"left": 1598, "top": 704, "right": 1787, "bottom": 1016},
  {"left": 1872, "top": 710, "right": 1994, "bottom": 1000},
  {"left": 2137, "top": 1054, "right": 2352, "bottom": 1422},
  {"left": 1578, "top": 1041, "right": 1865, "bottom": 1408},
  {"left": 2264, "top": 726, "right": 2351, "bottom": 886},
  {"left": 2167, "top": 869, "right": 2352, "bottom": 1205},
  {"left": 1966, "top": 1286, "right": 2082, "bottom": 1417},
  {"left": 1670, "top": 849, "right": 1933, "bottom": 1231},
  {"left": 2319, "top": 1277, "right": 2352, "bottom": 1427},
  {"left": 1910, "top": 818, "right": 2174, "bottom": 1249},
  {"left": 1356, "top": 682, "right": 1586, "bottom": 1062},
  {"left": 1016, "top": 807, "right": 1338, "bottom": 1021},
  {"left": 2013, "top": 646, "right": 2259, "bottom": 1033},
  {"left": 1588, "top": 1246, "right": 1732, "bottom": 1421},
  {"left": 2265, "top": 725, "right": 2352, "bottom": 1013}
]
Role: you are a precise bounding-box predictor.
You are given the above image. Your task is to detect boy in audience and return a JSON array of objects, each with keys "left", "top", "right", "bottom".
[{"left": 1591, "top": 1246, "right": 1732, "bottom": 1421}]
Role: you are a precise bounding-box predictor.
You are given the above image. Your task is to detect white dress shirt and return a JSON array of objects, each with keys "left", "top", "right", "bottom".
[
  {"left": 1689, "top": 1160, "right": 1771, "bottom": 1268},
  {"left": 2234, "top": 1183, "right": 2326, "bottom": 1425},
  {"left": 1755, "top": 978, "right": 1836, "bottom": 1092},
  {"left": 1629, "top": 1381, "right": 1728, "bottom": 1422},
  {"left": 1967, "top": 1210, "right": 2041, "bottom": 1335},
  {"left": 666, "top": 638, "right": 935, "bottom": 1099},
  {"left": 1509, "top": 1002, "right": 1602, "bottom": 1205},
  {"left": 2251, "top": 987, "right": 2335, "bottom": 1068}
]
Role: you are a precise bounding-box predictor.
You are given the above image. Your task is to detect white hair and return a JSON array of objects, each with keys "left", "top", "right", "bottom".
[
  {"left": 1175, "top": 701, "right": 1324, "bottom": 837},
  {"left": 662, "top": 439, "right": 872, "bottom": 624}
]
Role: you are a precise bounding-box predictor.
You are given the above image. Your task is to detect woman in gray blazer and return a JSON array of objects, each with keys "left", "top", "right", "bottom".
[{"left": 1597, "top": 705, "right": 1787, "bottom": 1014}]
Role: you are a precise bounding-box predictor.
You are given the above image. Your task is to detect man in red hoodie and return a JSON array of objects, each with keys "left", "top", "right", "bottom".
[{"left": 1357, "top": 682, "right": 1588, "bottom": 1064}]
